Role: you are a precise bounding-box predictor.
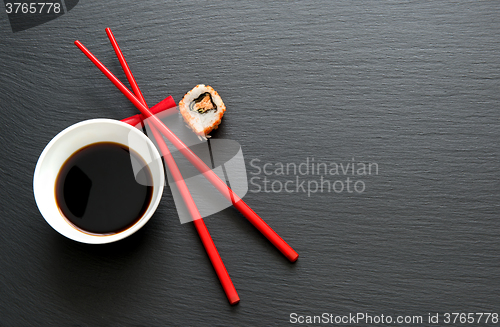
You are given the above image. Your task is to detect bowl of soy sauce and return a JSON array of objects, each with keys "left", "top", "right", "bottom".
[{"left": 33, "top": 119, "right": 165, "bottom": 244}]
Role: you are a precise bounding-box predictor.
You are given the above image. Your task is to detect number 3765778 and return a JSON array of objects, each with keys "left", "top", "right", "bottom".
[{"left": 5, "top": 2, "right": 61, "bottom": 14}]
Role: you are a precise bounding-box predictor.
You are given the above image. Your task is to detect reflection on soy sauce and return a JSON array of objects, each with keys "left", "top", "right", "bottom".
[{"left": 55, "top": 142, "right": 153, "bottom": 234}]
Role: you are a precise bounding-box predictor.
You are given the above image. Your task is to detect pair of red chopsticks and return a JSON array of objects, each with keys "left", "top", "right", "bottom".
[{"left": 75, "top": 28, "right": 298, "bottom": 305}]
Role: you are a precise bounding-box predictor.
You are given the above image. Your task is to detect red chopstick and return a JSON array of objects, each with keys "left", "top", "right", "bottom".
[
  {"left": 121, "top": 95, "right": 176, "bottom": 126},
  {"left": 121, "top": 99, "right": 241, "bottom": 304},
  {"left": 105, "top": 29, "right": 239, "bottom": 305},
  {"left": 74, "top": 39, "right": 299, "bottom": 263}
]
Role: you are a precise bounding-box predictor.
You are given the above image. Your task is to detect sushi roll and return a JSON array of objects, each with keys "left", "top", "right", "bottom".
[{"left": 179, "top": 84, "right": 226, "bottom": 138}]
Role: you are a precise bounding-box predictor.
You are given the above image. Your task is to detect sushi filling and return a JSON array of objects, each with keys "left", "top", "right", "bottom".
[{"left": 190, "top": 92, "right": 217, "bottom": 114}]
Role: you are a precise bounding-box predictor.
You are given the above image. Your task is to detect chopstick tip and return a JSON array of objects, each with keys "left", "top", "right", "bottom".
[{"left": 229, "top": 296, "right": 240, "bottom": 305}]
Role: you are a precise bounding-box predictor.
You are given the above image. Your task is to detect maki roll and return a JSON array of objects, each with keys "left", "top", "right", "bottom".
[{"left": 179, "top": 84, "right": 226, "bottom": 138}]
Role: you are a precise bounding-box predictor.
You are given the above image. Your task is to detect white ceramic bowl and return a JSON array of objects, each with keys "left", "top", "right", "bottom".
[{"left": 33, "top": 119, "right": 164, "bottom": 244}]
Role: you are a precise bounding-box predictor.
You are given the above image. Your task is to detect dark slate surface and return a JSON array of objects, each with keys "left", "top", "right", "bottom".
[{"left": 0, "top": 1, "right": 499, "bottom": 326}]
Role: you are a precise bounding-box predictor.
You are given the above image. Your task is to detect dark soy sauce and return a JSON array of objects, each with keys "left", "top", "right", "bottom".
[{"left": 55, "top": 142, "right": 153, "bottom": 234}]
